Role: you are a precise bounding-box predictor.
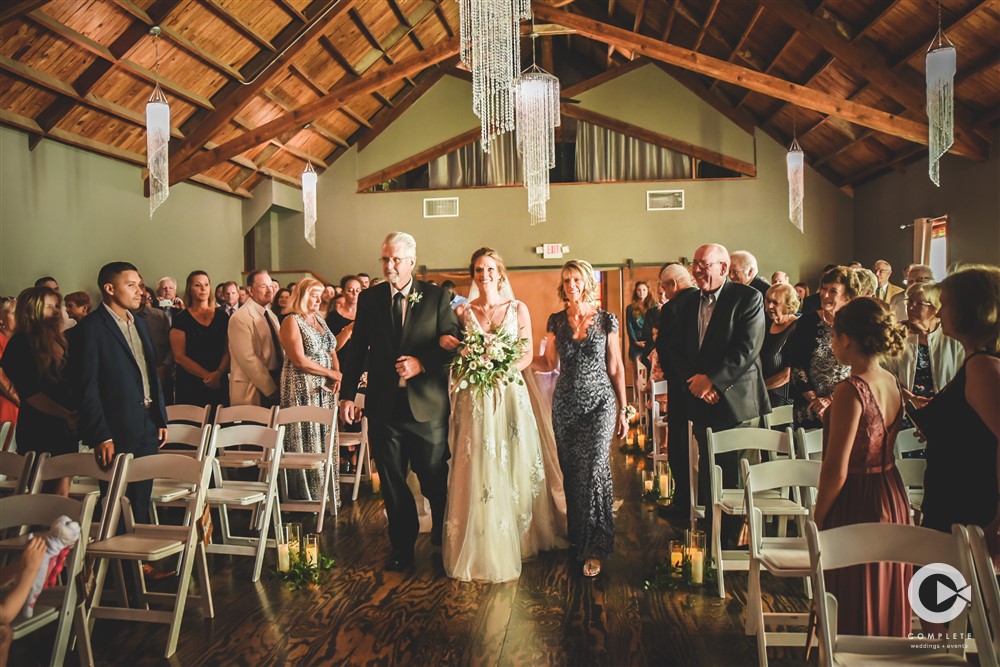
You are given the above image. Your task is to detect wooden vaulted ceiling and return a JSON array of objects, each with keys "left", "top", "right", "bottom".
[{"left": 0, "top": 0, "right": 997, "bottom": 199}]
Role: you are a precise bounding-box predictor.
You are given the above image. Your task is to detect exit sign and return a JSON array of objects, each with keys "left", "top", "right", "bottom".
[{"left": 535, "top": 243, "right": 569, "bottom": 259}]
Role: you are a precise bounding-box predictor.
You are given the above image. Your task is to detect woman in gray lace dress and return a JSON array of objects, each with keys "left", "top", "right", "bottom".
[
  {"left": 279, "top": 278, "right": 342, "bottom": 506},
  {"left": 533, "top": 260, "right": 628, "bottom": 577}
]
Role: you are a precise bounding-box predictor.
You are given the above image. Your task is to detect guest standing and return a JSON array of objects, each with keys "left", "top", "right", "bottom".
[
  {"left": 786, "top": 266, "right": 859, "bottom": 429},
  {"left": 279, "top": 278, "right": 342, "bottom": 506},
  {"left": 814, "top": 297, "right": 911, "bottom": 637},
  {"left": 229, "top": 270, "right": 283, "bottom": 408},
  {"left": 761, "top": 283, "right": 800, "bottom": 407},
  {"left": 534, "top": 260, "right": 627, "bottom": 578},
  {"left": 0, "top": 287, "right": 77, "bottom": 494},
  {"left": 134, "top": 278, "right": 173, "bottom": 402},
  {"left": 625, "top": 281, "right": 653, "bottom": 363},
  {"left": 274, "top": 288, "right": 292, "bottom": 321},
  {"left": 914, "top": 265, "right": 1000, "bottom": 559},
  {"left": 327, "top": 275, "right": 362, "bottom": 360},
  {"left": 170, "top": 271, "right": 230, "bottom": 408},
  {"left": 0, "top": 297, "right": 19, "bottom": 434}
]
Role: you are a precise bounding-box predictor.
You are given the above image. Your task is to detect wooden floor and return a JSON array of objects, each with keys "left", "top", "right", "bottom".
[{"left": 13, "top": 449, "right": 815, "bottom": 667}]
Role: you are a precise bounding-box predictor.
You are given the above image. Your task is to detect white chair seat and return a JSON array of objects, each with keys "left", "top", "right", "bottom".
[
  {"left": 206, "top": 487, "right": 266, "bottom": 505},
  {"left": 279, "top": 453, "right": 326, "bottom": 470},
  {"left": 216, "top": 453, "right": 262, "bottom": 468},
  {"left": 908, "top": 489, "right": 924, "bottom": 511},
  {"left": 758, "top": 542, "right": 810, "bottom": 572},
  {"left": 338, "top": 433, "right": 362, "bottom": 447},
  {"left": 834, "top": 645, "right": 968, "bottom": 666},
  {"left": 718, "top": 494, "right": 802, "bottom": 515},
  {"left": 89, "top": 534, "right": 185, "bottom": 560},
  {"left": 11, "top": 605, "right": 60, "bottom": 638},
  {"left": 151, "top": 482, "right": 195, "bottom": 503}
]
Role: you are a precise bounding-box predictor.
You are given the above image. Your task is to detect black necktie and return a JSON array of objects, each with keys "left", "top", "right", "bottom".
[
  {"left": 392, "top": 292, "right": 404, "bottom": 349},
  {"left": 264, "top": 311, "right": 283, "bottom": 368}
]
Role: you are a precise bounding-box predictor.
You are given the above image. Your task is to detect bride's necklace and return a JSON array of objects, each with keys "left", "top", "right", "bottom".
[{"left": 474, "top": 300, "right": 505, "bottom": 329}]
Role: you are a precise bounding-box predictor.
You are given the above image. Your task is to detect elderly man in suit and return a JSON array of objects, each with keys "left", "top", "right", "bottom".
[
  {"left": 662, "top": 244, "right": 769, "bottom": 546},
  {"left": 73, "top": 261, "right": 168, "bottom": 524},
  {"left": 228, "top": 270, "right": 283, "bottom": 407},
  {"left": 873, "top": 259, "right": 904, "bottom": 304},
  {"left": 729, "top": 250, "right": 771, "bottom": 303},
  {"left": 340, "top": 232, "right": 460, "bottom": 572}
]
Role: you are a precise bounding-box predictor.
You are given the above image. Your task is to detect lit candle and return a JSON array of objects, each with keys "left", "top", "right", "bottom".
[
  {"left": 671, "top": 550, "right": 683, "bottom": 568},
  {"left": 306, "top": 544, "right": 319, "bottom": 565},
  {"left": 277, "top": 543, "right": 290, "bottom": 572},
  {"left": 371, "top": 472, "right": 381, "bottom": 494},
  {"left": 626, "top": 430, "right": 634, "bottom": 446},
  {"left": 690, "top": 548, "right": 704, "bottom": 584},
  {"left": 637, "top": 433, "right": 646, "bottom": 448},
  {"left": 659, "top": 474, "right": 670, "bottom": 499},
  {"left": 644, "top": 479, "right": 654, "bottom": 493}
]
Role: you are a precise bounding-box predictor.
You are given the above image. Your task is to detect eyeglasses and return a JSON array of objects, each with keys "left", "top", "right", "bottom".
[
  {"left": 691, "top": 260, "right": 721, "bottom": 271},
  {"left": 379, "top": 256, "right": 412, "bottom": 265},
  {"left": 906, "top": 300, "right": 934, "bottom": 308}
]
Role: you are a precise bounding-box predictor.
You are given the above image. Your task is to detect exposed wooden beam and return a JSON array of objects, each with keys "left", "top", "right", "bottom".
[
  {"left": 844, "top": 144, "right": 925, "bottom": 188},
  {"left": 957, "top": 51, "right": 1000, "bottom": 87},
  {"left": 433, "top": 1, "right": 454, "bottom": 38},
  {"left": 561, "top": 56, "right": 648, "bottom": 98},
  {"left": 733, "top": 28, "right": 799, "bottom": 111},
  {"left": 561, "top": 104, "right": 756, "bottom": 176},
  {"left": 201, "top": 0, "right": 275, "bottom": 52},
  {"left": 661, "top": 0, "right": 678, "bottom": 42},
  {"left": 388, "top": 0, "right": 425, "bottom": 50},
  {"left": 276, "top": 0, "right": 307, "bottom": 23},
  {"left": 261, "top": 87, "right": 349, "bottom": 148},
  {"left": 530, "top": 6, "right": 984, "bottom": 160},
  {"left": 170, "top": 0, "right": 355, "bottom": 173},
  {"left": 357, "top": 127, "right": 479, "bottom": 191},
  {"left": 0, "top": 0, "right": 48, "bottom": 23},
  {"left": 339, "top": 104, "right": 374, "bottom": 129},
  {"left": 358, "top": 65, "right": 447, "bottom": 150},
  {"left": 693, "top": 0, "right": 720, "bottom": 53},
  {"left": 812, "top": 128, "right": 877, "bottom": 168},
  {"left": 172, "top": 37, "right": 460, "bottom": 185},
  {"left": 632, "top": 0, "right": 646, "bottom": 34}
]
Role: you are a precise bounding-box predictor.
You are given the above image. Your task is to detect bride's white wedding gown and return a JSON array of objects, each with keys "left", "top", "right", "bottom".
[{"left": 443, "top": 302, "right": 567, "bottom": 582}]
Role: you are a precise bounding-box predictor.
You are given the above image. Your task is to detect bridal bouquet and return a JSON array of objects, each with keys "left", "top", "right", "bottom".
[{"left": 451, "top": 326, "right": 528, "bottom": 397}]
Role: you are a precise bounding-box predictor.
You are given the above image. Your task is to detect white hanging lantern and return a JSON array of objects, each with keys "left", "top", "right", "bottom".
[
  {"left": 146, "top": 27, "right": 170, "bottom": 218},
  {"left": 926, "top": 32, "right": 955, "bottom": 187},
  {"left": 302, "top": 162, "right": 317, "bottom": 248},
  {"left": 786, "top": 138, "right": 804, "bottom": 234},
  {"left": 458, "top": 0, "right": 531, "bottom": 152},
  {"left": 514, "top": 67, "right": 560, "bottom": 225}
]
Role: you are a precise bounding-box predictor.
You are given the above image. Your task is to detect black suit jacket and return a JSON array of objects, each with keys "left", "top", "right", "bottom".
[
  {"left": 72, "top": 306, "right": 167, "bottom": 450},
  {"left": 750, "top": 276, "right": 771, "bottom": 302},
  {"left": 661, "top": 281, "right": 770, "bottom": 428},
  {"left": 340, "top": 280, "right": 459, "bottom": 423}
]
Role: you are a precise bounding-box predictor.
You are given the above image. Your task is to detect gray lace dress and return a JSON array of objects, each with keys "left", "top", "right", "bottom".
[
  {"left": 280, "top": 314, "right": 340, "bottom": 507},
  {"left": 547, "top": 309, "right": 618, "bottom": 561}
]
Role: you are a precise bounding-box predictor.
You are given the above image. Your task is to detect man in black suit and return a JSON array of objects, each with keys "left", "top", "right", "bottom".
[
  {"left": 340, "top": 232, "right": 460, "bottom": 571},
  {"left": 662, "top": 244, "right": 769, "bottom": 546},
  {"left": 73, "top": 262, "right": 168, "bottom": 524},
  {"left": 729, "top": 250, "right": 771, "bottom": 303}
]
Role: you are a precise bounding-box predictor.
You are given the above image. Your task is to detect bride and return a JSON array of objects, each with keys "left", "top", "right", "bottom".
[{"left": 439, "top": 247, "right": 566, "bottom": 582}]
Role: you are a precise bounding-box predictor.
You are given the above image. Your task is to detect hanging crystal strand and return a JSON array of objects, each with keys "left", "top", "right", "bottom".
[
  {"left": 146, "top": 28, "right": 170, "bottom": 218},
  {"left": 786, "top": 137, "right": 804, "bottom": 234},
  {"left": 926, "top": 2, "right": 955, "bottom": 187},
  {"left": 302, "top": 162, "right": 317, "bottom": 248},
  {"left": 458, "top": 0, "right": 529, "bottom": 152},
  {"left": 515, "top": 66, "right": 560, "bottom": 225}
]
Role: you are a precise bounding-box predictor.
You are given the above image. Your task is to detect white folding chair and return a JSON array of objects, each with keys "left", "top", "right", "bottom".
[
  {"left": 213, "top": 404, "right": 278, "bottom": 472},
  {"left": 806, "top": 521, "right": 989, "bottom": 667},
  {"left": 166, "top": 404, "right": 211, "bottom": 427},
  {"left": 893, "top": 427, "right": 925, "bottom": 459},
  {"left": 688, "top": 421, "right": 705, "bottom": 530},
  {"left": 895, "top": 458, "right": 926, "bottom": 519},
  {"left": 204, "top": 423, "right": 284, "bottom": 582},
  {"left": 87, "top": 453, "right": 214, "bottom": 659},
  {"left": 275, "top": 405, "right": 337, "bottom": 531},
  {"left": 0, "top": 449, "right": 35, "bottom": 496},
  {"left": 742, "top": 458, "right": 821, "bottom": 667},
  {"left": 762, "top": 404, "right": 794, "bottom": 430},
  {"left": 649, "top": 380, "right": 669, "bottom": 463},
  {"left": 707, "top": 426, "right": 804, "bottom": 598},
  {"left": 0, "top": 492, "right": 97, "bottom": 667},
  {"left": 962, "top": 524, "right": 1000, "bottom": 665},
  {"left": 342, "top": 393, "right": 372, "bottom": 502},
  {"left": 150, "top": 423, "right": 212, "bottom": 523},
  {"left": 30, "top": 452, "right": 130, "bottom": 542},
  {"left": 795, "top": 427, "right": 824, "bottom": 462},
  {"left": 0, "top": 420, "right": 13, "bottom": 452}
]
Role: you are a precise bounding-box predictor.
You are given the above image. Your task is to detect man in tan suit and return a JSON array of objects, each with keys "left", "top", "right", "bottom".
[
  {"left": 228, "top": 270, "right": 283, "bottom": 406},
  {"left": 872, "top": 260, "right": 904, "bottom": 304}
]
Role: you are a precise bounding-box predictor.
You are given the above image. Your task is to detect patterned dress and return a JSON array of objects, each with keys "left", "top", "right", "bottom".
[
  {"left": 548, "top": 309, "right": 618, "bottom": 561},
  {"left": 280, "top": 314, "right": 340, "bottom": 507},
  {"left": 787, "top": 311, "right": 850, "bottom": 430}
]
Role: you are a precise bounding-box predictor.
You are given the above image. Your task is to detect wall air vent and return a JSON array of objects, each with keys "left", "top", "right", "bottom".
[
  {"left": 646, "top": 189, "right": 685, "bottom": 211},
  {"left": 423, "top": 197, "right": 459, "bottom": 218}
]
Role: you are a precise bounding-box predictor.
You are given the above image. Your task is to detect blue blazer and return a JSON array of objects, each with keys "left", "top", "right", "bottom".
[{"left": 71, "top": 306, "right": 167, "bottom": 450}]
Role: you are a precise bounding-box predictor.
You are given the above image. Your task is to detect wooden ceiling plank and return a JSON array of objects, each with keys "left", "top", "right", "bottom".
[
  {"left": 357, "top": 126, "right": 479, "bottom": 191},
  {"left": 813, "top": 128, "right": 877, "bottom": 168},
  {"left": 200, "top": 0, "right": 276, "bottom": 52},
  {"left": 0, "top": 0, "right": 48, "bottom": 23},
  {"left": 843, "top": 144, "right": 925, "bottom": 188},
  {"left": 708, "top": 5, "right": 765, "bottom": 94},
  {"left": 319, "top": 35, "right": 361, "bottom": 77},
  {"left": 276, "top": 0, "right": 308, "bottom": 23},
  {"left": 632, "top": 0, "right": 646, "bottom": 34},
  {"left": 387, "top": 0, "right": 425, "bottom": 50},
  {"left": 531, "top": 6, "right": 981, "bottom": 160},
  {"left": 350, "top": 8, "right": 388, "bottom": 57},
  {"left": 190, "top": 172, "right": 251, "bottom": 197},
  {"left": 289, "top": 62, "right": 331, "bottom": 97},
  {"left": 357, "top": 64, "right": 447, "bottom": 150},
  {"left": 160, "top": 26, "right": 245, "bottom": 82},
  {"left": 692, "top": 0, "right": 720, "bottom": 53},
  {"left": 339, "top": 105, "right": 374, "bottom": 129},
  {"left": 171, "top": 36, "right": 460, "bottom": 185},
  {"left": 561, "top": 104, "right": 756, "bottom": 176},
  {"left": 262, "top": 86, "right": 349, "bottom": 147},
  {"left": 170, "top": 0, "right": 356, "bottom": 173},
  {"left": 433, "top": 1, "right": 455, "bottom": 38},
  {"left": 957, "top": 51, "right": 1000, "bottom": 87},
  {"left": 661, "top": 0, "right": 678, "bottom": 41},
  {"left": 1, "top": 109, "right": 43, "bottom": 134}
]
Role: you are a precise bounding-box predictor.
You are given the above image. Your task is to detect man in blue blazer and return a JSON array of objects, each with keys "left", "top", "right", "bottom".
[{"left": 73, "top": 261, "right": 167, "bottom": 524}]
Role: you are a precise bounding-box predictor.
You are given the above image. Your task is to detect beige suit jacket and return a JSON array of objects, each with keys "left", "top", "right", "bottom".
[
  {"left": 228, "top": 299, "right": 280, "bottom": 406},
  {"left": 876, "top": 283, "right": 903, "bottom": 305}
]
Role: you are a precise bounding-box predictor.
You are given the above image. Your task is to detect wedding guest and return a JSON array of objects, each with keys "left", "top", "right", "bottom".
[
  {"left": 327, "top": 275, "right": 361, "bottom": 360},
  {"left": 229, "top": 270, "right": 282, "bottom": 408},
  {"left": 854, "top": 268, "right": 878, "bottom": 298},
  {"left": 214, "top": 283, "right": 225, "bottom": 304},
  {"left": 534, "top": 260, "right": 627, "bottom": 578},
  {"left": 771, "top": 271, "right": 789, "bottom": 285},
  {"left": 63, "top": 291, "right": 91, "bottom": 323},
  {"left": 890, "top": 264, "right": 933, "bottom": 322},
  {"left": 319, "top": 284, "right": 336, "bottom": 319},
  {"left": 815, "top": 297, "right": 911, "bottom": 637},
  {"left": 786, "top": 266, "right": 860, "bottom": 429},
  {"left": 279, "top": 278, "right": 342, "bottom": 505},
  {"left": 441, "top": 280, "right": 468, "bottom": 309},
  {"left": 872, "top": 260, "right": 903, "bottom": 304},
  {"left": 914, "top": 265, "right": 1000, "bottom": 559},
  {"left": 801, "top": 264, "right": 838, "bottom": 314},
  {"left": 274, "top": 288, "right": 292, "bottom": 321},
  {"left": 625, "top": 281, "right": 654, "bottom": 363},
  {"left": 219, "top": 281, "right": 240, "bottom": 317},
  {"left": 729, "top": 250, "right": 771, "bottom": 301},
  {"left": 356, "top": 273, "right": 371, "bottom": 290},
  {"left": 237, "top": 286, "right": 248, "bottom": 306},
  {"left": 794, "top": 282, "right": 810, "bottom": 303},
  {"left": 170, "top": 271, "right": 229, "bottom": 408},
  {"left": 134, "top": 278, "right": 173, "bottom": 396},
  {"left": 34, "top": 276, "right": 74, "bottom": 331},
  {"left": 761, "top": 283, "right": 800, "bottom": 408},
  {"left": 156, "top": 276, "right": 184, "bottom": 325},
  {"left": 0, "top": 297, "right": 19, "bottom": 434},
  {"left": 0, "top": 538, "right": 45, "bottom": 665},
  {"left": 847, "top": 261, "right": 863, "bottom": 269}
]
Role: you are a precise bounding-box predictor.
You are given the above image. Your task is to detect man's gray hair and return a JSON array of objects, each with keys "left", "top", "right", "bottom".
[
  {"left": 731, "top": 250, "right": 759, "bottom": 273},
  {"left": 383, "top": 231, "right": 417, "bottom": 258},
  {"left": 157, "top": 276, "right": 176, "bottom": 287}
]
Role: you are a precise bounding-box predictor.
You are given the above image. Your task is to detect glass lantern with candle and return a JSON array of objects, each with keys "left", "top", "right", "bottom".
[{"left": 686, "top": 529, "right": 706, "bottom": 585}]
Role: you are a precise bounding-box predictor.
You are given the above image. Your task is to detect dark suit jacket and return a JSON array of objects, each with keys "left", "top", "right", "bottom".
[
  {"left": 661, "top": 281, "right": 770, "bottom": 428},
  {"left": 340, "top": 280, "right": 459, "bottom": 423},
  {"left": 71, "top": 306, "right": 167, "bottom": 450},
  {"left": 750, "top": 276, "right": 771, "bottom": 302}
]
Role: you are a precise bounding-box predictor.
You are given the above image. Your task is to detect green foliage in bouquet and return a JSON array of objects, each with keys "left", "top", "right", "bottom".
[{"left": 450, "top": 326, "right": 528, "bottom": 397}]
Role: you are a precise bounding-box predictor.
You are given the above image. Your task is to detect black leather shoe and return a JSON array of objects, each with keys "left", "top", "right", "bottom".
[{"left": 385, "top": 553, "right": 414, "bottom": 572}]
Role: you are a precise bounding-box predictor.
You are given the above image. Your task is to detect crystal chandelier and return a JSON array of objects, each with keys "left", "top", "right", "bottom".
[
  {"left": 302, "top": 162, "right": 317, "bottom": 248},
  {"left": 926, "top": 0, "right": 955, "bottom": 187},
  {"left": 514, "top": 66, "right": 560, "bottom": 225},
  {"left": 458, "top": 0, "right": 531, "bottom": 152},
  {"left": 146, "top": 26, "right": 170, "bottom": 217},
  {"left": 786, "top": 136, "right": 804, "bottom": 234}
]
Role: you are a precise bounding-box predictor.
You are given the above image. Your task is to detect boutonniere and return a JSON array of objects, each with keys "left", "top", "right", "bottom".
[{"left": 408, "top": 291, "right": 423, "bottom": 306}]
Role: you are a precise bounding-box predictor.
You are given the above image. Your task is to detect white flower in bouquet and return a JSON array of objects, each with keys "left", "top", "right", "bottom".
[{"left": 450, "top": 324, "right": 528, "bottom": 398}]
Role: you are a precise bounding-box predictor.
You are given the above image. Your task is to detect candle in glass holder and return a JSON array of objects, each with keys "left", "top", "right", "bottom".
[
  {"left": 690, "top": 548, "right": 705, "bottom": 584},
  {"left": 626, "top": 429, "right": 634, "bottom": 446},
  {"left": 637, "top": 433, "right": 646, "bottom": 449},
  {"left": 305, "top": 534, "right": 319, "bottom": 565},
  {"left": 643, "top": 479, "right": 654, "bottom": 493},
  {"left": 659, "top": 473, "right": 670, "bottom": 499},
  {"left": 287, "top": 523, "right": 302, "bottom": 556},
  {"left": 277, "top": 543, "right": 290, "bottom": 572},
  {"left": 669, "top": 540, "right": 684, "bottom": 568},
  {"left": 371, "top": 471, "right": 381, "bottom": 494}
]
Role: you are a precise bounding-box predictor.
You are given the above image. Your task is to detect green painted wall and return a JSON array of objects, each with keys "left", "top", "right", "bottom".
[{"left": 0, "top": 126, "right": 244, "bottom": 297}]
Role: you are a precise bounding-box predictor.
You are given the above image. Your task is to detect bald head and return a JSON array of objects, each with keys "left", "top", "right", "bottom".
[
  {"left": 659, "top": 263, "right": 694, "bottom": 301},
  {"left": 692, "top": 244, "right": 730, "bottom": 292}
]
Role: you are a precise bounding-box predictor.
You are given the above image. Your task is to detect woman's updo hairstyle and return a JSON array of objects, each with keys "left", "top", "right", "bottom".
[
  {"left": 469, "top": 247, "right": 508, "bottom": 286},
  {"left": 833, "top": 296, "right": 905, "bottom": 358}
]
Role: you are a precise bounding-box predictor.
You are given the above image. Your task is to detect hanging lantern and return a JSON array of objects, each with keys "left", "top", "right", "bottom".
[
  {"left": 146, "top": 27, "right": 170, "bottom": 218},
  {"left": 926, "top": 19, "right": 955, "bottom": 187},
  {"left": 302, "top": 162, "right": 317, "bottom": 248},
  {"left": 514, "top": 67, "right": 560, "bottom": 225},
  {"left": 786, "top": 138, "right": 804, "bottom": 234},
  {"left": 458, "top": 0, "right": 531, "bottom": 152}
]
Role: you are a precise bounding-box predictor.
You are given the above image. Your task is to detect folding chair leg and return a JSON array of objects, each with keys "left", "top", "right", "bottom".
[
  {"left": 163, "top": 543, "right": 198, "bottom": 658},
  {"left": 73, "top": 602, "right": 94, "bottom": 667},
  {"left": 251, "top": 496, "right": 276, "bottom": 583},
  {"left": 195, "top": 543, "right": 214, "bottom": 619},
  {"left": 351, "top": 440, "right": 365, "bottom": 502},
  {"left": 748, "top": 561, "right": 769, "bottom": 667},
  {"left": 49, "top": 584, "right": 78, "bottom": 667},
  {"left": 713, "top": 508, "right": 725, "bottom": 599}
]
